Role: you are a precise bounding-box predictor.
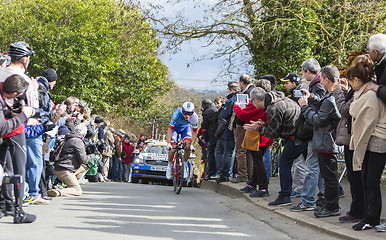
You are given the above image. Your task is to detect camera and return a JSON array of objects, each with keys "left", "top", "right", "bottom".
[{"left": 2, "top": 174, "right": 22, "bottom": 185}]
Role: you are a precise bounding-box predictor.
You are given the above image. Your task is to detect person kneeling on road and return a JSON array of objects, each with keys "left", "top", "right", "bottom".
[{"left": 48, "top": 124, "right": 95, "bottom": 197}]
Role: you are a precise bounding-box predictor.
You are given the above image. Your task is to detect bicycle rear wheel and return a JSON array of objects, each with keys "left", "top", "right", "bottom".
[{"left": 173, "top": 153, "right": 183, "bottom": 194}]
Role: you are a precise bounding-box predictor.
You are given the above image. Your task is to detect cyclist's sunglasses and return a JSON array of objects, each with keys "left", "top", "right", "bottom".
[{"left": 182, "top": 110, "right": 193, "bottom": 116}]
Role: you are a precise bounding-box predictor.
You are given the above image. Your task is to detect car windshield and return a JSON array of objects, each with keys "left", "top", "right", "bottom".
[{"left": 142, "top": 144, "right": 168, "bottom": 154}]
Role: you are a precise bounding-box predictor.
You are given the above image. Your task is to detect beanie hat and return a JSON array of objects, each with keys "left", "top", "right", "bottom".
[
  {"left": 259, "top": 75, "right": 276, "bottom": 91},
  {"left": 140, "top": 134, "right": 144, "bottom": 137},
  {"left": 58, "top": 126, "right": 70, "bottom": 135},
  {"left": 201, "top": 99, "right": 213, "bottom": 110},
  {"left": 42, "top": 68, "right": 58, "bottom": 82},
  {"left": 94, "top": 116, "right": 104, "bottom": 124},
  {"left": 118, "top": 129, "right": 125, "bottom": 135}
]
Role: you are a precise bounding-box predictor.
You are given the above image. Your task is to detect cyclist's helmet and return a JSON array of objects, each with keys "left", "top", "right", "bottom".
[
  {"left": 7, "top": 41, "right": 34, "bottom": 58},
  {"left": 182, "top": 102, "right": 195, "bottom": 116}
]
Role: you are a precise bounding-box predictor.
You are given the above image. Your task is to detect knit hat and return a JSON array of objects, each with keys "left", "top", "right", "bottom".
[
  {"left": 259, "top": 74, "right": 276, "bottom": 91},
  {"left": 42, "top": 68, "right": 58, "bottom": 82},
  {"left": 57, "top": 126, "right": 70, "bottom": 135},
  {"left": 140, "top": 134, "right": 144, "bottom": 137},
  {"left": 201, "top": 99, "right": 213, "bottom": 110},
  {"left": 118, "top": 129, "right": 125, "bottom": 135},
  {"left": 94, "top": 116, "right": 104, "bottom": 124}
]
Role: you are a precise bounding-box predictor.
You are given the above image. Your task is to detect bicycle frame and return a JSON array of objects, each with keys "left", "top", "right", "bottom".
[{"left": 172, "top": 141, "right": 185, "bottom": 194}]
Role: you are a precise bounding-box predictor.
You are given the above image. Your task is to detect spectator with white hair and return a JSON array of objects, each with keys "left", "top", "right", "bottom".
[{"left": 47, "top": 124, "right": 95, "bottom": 197}]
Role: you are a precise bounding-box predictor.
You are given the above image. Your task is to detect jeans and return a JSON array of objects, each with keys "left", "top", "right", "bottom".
[
  {"left": 215, "top": 138, "right": 224, "bottom": 172},
  {"left": 263, "top": 147, "right": 271, "bottom": 183},
  {"left": 219, "top": 136, "right": 235, "bottom": 178},
  {"left": 122, "top": 163, "right": 132, "bottom": 182},
  {"left": 291, "top": 153, "right": 306, "bottom": 193},
  {"left": 318, "top": 153, "right": 339, "bottom": 211},
  {"left": 278, "top": 139, "right": 308, "bottom": 197},
  {"left": 111, "top": 154, "right": 122, "bottom": 181},
  {"left": 25, "top": 135, "right": 43, "bottom": 197},
  {"left": 205, "top": 142, "right": 217, "bottom": 177},
  {"left": 301, "top": 141, "right": 320, "bottom": 207}
]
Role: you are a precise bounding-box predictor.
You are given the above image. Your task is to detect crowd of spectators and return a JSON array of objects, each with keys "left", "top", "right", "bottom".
[
  {"left": 0, "top": 33, "right": 385, "bottom": 233},
  {"left": 0, "top": 41, "right": 144, "bottom": 224},
  {"left": 198, "top": 33, "right": 386, "bottom": 232}
]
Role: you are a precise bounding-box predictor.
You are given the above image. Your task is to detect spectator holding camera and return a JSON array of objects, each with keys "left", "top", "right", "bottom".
[
  {"left": 47, "top": 124, "right": 95, "bottom": 197},
  {"left": 298, "top": 65, "right": 342, "bottom": 218},
  {"left": 0, "top": 74, "right": 36, "bottom": 223}
]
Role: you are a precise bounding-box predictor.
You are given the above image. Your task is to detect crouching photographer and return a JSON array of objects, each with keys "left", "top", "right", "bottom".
[
  {"left": 47, "top": 124, "right": 95, "bottom": 197},
  {"left": 0, "top": 74, "right": 36, "bottom": 223}
]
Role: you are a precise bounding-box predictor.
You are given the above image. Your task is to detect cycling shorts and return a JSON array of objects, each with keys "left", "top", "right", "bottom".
[{"left": 171, "top": 124, "right": 192, "bottom": 144}]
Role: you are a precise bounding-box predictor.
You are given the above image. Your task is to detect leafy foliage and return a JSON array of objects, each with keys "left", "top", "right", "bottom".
[
  {"left": 0, "top": 0, "right": 171, "bottom": 114},
  {"left": 144, "top": 0, "right": 386, "bottom": 79}
]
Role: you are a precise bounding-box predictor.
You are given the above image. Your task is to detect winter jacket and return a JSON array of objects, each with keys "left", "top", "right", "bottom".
[
  {"left": 102, "top": 128, "right": 115, "bottom": 157},
  {"left": 375, "top": 56, "right": 386, "bottom": 104},
  {"left": 234, "top": 84, "right": 255, "bottom": 126},
  {"left": 114, "top": 135, "right": 123, "bottom": 158},
  {"left": 309, "top": 73, "right": 326, "bottom": 100},
  {"left": 295, "top": 76, "right": 325, "bottom": 142},
  {"left": 233, "top": 102, "right": 273, "bottom": 147},
  {"left": 54, "top": 132, "right": 95, "bottom": 172},
  {"left": 122, "top": 142, "right": 133, "bottom": 164},
  {"left": 258, "top": 91, "right": 300, "bottom": 140},
  {"left": 350, "top": 82, "right": 386, "bottom": 171},
  {"left": 215, "top": 106, "right": 226, "bottom": 140},
  {"left": 333, "top": 88, "right": 354, "bottom": 146},
  {"left": 201, "top": 103, "right": 219, "bottom": 144},
  {"left": 301, "top": 92, "right": 341, "bottom": 153},
  {"left": 0, "top": 89, "right": 27, "bottom": 137},
  {"left": 37, "top": 76, "right": 51, "bottom": 125}
]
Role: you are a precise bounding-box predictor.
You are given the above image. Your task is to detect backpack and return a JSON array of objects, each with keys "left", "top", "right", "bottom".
[{"left": 49, "top": 139, "right": 66, "bottom": 162}]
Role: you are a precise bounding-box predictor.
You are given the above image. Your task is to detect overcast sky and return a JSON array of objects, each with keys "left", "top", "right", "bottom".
[{"left": 138, "top": 0, "right": 252, "bottom": 92}]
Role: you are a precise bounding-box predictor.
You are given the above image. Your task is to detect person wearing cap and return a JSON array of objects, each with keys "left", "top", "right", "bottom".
[
  {"left": 37, "top": 68, "right": 57, "bottom": 125},
  {"left": 111, "top": 129, "right": 125, "bottom": 181},
  {"left": 137, "top": 133, "right": 145, "bottom": 146},
  {"left": 280, "top": 72, "right": 308, "bottom": 200},
  {"left": 281, "top": 72, "right": 307, "bottom": 102}
]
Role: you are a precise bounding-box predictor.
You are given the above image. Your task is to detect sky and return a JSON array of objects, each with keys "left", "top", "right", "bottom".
[{"left": 138, "top": 0, "right": 253, "bottom": 92}]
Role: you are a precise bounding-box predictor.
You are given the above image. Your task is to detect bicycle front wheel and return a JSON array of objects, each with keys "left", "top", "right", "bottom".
[{"left": 173, "top": 153, "right": 183, "bottom": 194}]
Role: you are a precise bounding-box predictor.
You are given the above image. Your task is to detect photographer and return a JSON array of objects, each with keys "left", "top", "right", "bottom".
[
  {"left": 47, "top": 124, "right": 95, "bottom": 197},
  {"left": 0, "top": 74, "right": 36, "bottom": 223}
]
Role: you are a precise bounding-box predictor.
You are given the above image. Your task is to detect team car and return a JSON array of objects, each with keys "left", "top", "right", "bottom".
[{"left": 131, "top": 140, "right": 196, "bottom": 185}]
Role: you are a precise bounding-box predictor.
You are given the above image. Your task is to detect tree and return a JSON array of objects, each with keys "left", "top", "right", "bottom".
[
  {"left": 144, "top": 0, "right": 386, "bottom": 79},
  {"left": 0, "top": 0, "right": 172, "bottom": 114}
]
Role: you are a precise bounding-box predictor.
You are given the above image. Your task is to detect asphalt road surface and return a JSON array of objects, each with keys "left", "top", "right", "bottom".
[{"left": 1, "top": 182, "right": 340, "bottom": 240}]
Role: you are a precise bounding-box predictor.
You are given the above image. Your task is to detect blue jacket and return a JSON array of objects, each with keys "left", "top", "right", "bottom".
[{"left": 221, "top": 92, "right": 238, "bottom": 141}]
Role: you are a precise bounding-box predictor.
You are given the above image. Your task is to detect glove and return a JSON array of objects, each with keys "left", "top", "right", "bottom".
[
  {"left": 190, "top": 145, "right": 196, "bottom": 152},
  {"left": 166, "top": 143, "right": 172, "bottom": 150}
]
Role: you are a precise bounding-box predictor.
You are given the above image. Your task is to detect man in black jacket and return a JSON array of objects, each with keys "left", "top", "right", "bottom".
[{"left": 201, "top": 99, "right": 219, "bottom": 179}]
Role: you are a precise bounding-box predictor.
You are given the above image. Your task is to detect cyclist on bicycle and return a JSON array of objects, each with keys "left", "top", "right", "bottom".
[{"left": 166, "top": 102, "right": 198, "bottom": 180}]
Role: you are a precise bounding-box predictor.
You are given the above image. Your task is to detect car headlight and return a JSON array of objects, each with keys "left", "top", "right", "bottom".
[{"left": 134, "top": 157, "right": 144, "bottom": 164}]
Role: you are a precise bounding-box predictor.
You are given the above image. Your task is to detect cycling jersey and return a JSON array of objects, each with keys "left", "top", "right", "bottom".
[{"left": 169, "top": 108, "right": 198, "bottom": 143}]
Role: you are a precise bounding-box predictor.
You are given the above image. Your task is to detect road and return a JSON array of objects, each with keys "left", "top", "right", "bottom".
[{"left": 1, "top": 182, "right": 340, "bottom": 240}]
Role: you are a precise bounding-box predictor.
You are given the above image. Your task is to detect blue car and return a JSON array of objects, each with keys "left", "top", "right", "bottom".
[{"left": 131, "top": 140, "right": 195, "bottom": 185}]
